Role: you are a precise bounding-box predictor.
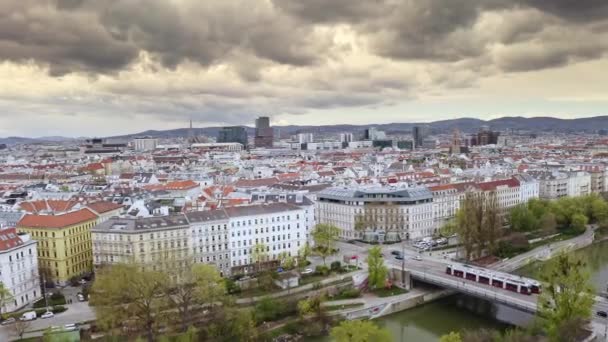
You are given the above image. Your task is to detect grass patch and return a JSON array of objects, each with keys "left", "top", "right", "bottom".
[
  {"left": 369, "top": 287, "right": 408, "bottom": 298},
  {"left": 236, "top": 284, "right": 281, "bottom": 299},
  {"left": 324, "top": 303, "right": 364, "bottom": 311}
]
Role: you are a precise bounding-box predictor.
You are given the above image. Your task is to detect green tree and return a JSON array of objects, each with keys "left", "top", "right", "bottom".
[
  {"left": 297, "top": 243, "right": 312, "bottom": 267},
  {"left": 252, "top": 243, "right": 268, "bottom": 273},
  {"left": 312, "top": 224, "right": 340, "bottom": 266},
  {"left": 571, "top": 213, "right": 588, "bottom": 233},
  {"left": 454, "top": 192, "right": 501, "bottom": 260},
  {"left": 330, "top": 320, "right": 391, "bottom": 342},
  {"left": 91, "top": 264, "right": 169, "bottom": 342},
  {"left": 165, "top": 263, "right": 226, "bottom": 332},
  {"left": 439, "top": 331, "right": 462, "bottom": 342},
  {"left": 538, "top": 253, "right": 594, "bottom": 341},
  {"left": 539, "top": 212, "right": 557, "bottom": 235},
  {"left": 509, "top": 205, "right": 538, "bottom": 232},
  {"left": 204, "top": 307, "right": 257, "bottom": 342},
  {"left": 590, "top": 195, "right": 608, "bottom": 224},
  {"left": 367, "top": 246, "right": 388, "bottom": 289},
  {"left": 0, "top": 281, "right": 13, "bottom": 316}
]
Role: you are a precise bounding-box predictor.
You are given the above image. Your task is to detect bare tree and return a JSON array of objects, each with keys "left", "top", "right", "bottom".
[{"left": 11, "top": 319, "right": 31, "bottom": 340}]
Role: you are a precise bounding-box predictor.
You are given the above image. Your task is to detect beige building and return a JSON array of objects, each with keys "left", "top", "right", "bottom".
[{"left": 91, "top": 215, "right": 191, "bottom": 274}]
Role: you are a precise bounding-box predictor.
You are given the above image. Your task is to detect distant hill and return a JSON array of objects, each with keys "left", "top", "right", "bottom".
[
  {"left": 108, "top": 116, "right": 608, "bottom": 140},
  {"left": 3, "top": 116, "right": 608, "bottom": 144}
]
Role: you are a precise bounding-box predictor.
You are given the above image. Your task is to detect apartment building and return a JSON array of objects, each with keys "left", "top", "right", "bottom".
[
  {"left": 17, "top": 209, "right": 97, "bottom": 285},
  {"left": 530, "top": 171, "right": 591, "bottom": 199},
  {"left": 91, "top": 216, "right": 191, "bottom": 275},
  {"left": 316, "top": 186, "right": 434, "bottom": 241},
  {"left": 225, "top": 203, "right": 308, "bottom": 274},
  {"left": 0, "top": 229, "right": 41, "bottom": 313},
  {"left": 185, "top": 211, "right": 231, "bottom": 276}
]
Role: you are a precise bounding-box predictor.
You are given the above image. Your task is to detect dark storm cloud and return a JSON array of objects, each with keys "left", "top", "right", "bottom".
[
  {"left": 0, "top": 0, "right": 325, "bottom": 76},
  {"left": 0, "top": 0, "right": 607, "bottom": 81}
]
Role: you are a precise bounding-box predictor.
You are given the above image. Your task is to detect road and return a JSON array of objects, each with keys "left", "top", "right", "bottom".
[{"left": 0, "top": 302, "right": 95, "bottom": 341}]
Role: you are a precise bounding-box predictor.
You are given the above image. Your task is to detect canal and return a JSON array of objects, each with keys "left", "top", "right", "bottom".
[{"left": 313, "top": 241, "right": 608, "bottom": 341}]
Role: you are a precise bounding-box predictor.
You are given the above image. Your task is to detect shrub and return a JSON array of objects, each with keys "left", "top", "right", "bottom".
[
  {"left": 52, "top": 305, "right": 67, "bottom": 314},
  {"left": 312, "top": 282, "right": 322, "bottom": 290},
  {"left": 330, "top": 261, "right": 342, "bottom": 272},
  {"left": 315, "top": 265, "right": 329, "bottom": 276},
  {"left": 337, "top": 288, "right": 360, "bottom": 299},
  {"left": 50, "top": 292, "right": 65, "bottom": 301}
]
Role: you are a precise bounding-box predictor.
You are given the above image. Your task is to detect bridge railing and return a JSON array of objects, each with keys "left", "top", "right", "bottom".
[{"left": 410, "top": 270, "right": 538, "bottom": 313}]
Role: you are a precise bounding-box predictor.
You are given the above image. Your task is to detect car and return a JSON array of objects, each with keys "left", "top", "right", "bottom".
[
  {"left": 1, "top": 317, "right": 15, "bottom": 325},
  {"left": 395, "top": 255, "right": 404, "bottom": 260},
  {"left": 63, "top": 323, "right": 78, "bottom": 332},
  {"left": 77, "top": 293, "right": 86, "bottom": 302},
  {"left": 41, "top": 311, "right": 54, "bottom": 319},
  {"left": 597, "top": 311, "right": 608, "bottom": 318},
  {"left": 20, "top": 311, "right": 36, "bottom": 321},
  {"left": 413, "top": 255, "right": 422, "bottom": 261},
  {"left": 79, "top": 279, "right": 87, "bottom": 285},
  {"left": 301, "top": 268, "right": 314, "bottom": 275},
  {"left": 437, "top": 238, "right": 448, "bottom": 245},
  {"left": 391, "top": 250, "right": 400, "bottom": 256}
]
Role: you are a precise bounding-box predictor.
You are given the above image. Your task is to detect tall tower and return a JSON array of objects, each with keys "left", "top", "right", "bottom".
[
  {"left": 188, "top": 117, "right": 194, "bottom": 142},
  {"left": 254, "top": 116, "right": 273, "bottom": 148},
  {"left": 451, "top": 128, "right": 461, "bottom": 154}
]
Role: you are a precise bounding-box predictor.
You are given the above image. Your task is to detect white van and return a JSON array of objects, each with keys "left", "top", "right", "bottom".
[{"left": 20, "top": 311, "right": 37, "bottom": 321}]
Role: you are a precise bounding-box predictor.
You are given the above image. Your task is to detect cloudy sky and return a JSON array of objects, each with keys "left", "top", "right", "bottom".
[{"left": 1, "top": 0, "right": 608, "bottom": 137}]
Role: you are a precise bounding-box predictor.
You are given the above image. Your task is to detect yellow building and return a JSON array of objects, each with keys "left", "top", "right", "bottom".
[{"left": 17, "top": 208, "right": 98, "bottom": 285}]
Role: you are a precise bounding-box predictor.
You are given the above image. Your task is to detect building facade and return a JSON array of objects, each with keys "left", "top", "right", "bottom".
[
  {"left": 316, "top": 186, "right": 434, "bottom": 241},
  {"left": 17, "top": 209, "right": 97, "bottom": 285},
  {"left": 0, "top": 229, "right": 41, "bottom": 313},
  {"left": 218, "top": 126, "right": 248, "bottom": 147},
  {"left": 254, "top": 116, "right": 274, "bottom": 148}
]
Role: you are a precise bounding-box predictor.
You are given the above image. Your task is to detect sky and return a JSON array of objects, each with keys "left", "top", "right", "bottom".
[{"left": 1, "top": 0, "right": 608, "bottom": 137}]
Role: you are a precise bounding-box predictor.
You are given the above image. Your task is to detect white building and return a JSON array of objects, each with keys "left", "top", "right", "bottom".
[
  {"left": 297, "top": 133, "right": 314, "bottom": 144},
  {"left": 0, "top": 229, "right": 41, "bottom": 313},
  {"left": 531, "top": 171, "right": 590, "bottom": 199},
  {"left": 224, "top": 203, "right": 309, "bottom": 274},
  {"left": 340, "top": 133, "right": 353, "bottom": 143},
  {"left": 133, "top": 137, "right": 158, "bottom": 151},
  {"left": 186, "top": 211, "right": 232, "bottom": 276},
  {"left": 316, "top": 186, "right": 435, "bottom": 241}
]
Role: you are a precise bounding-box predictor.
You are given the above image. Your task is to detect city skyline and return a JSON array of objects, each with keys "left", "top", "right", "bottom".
[{"left": 1, "top": 1, "right": 607, "bottom": 137}]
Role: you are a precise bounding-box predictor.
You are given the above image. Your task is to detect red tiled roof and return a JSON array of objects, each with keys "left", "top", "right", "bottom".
[
  {"left": 19, "top": 200, "right": 80, "bottom": 214},
  {"left": 429, "top": 184, "right": 457, "bottom": 192},
  {"left": 17, "top": 208, "right": 98, "bottom": 229},
  {"left": 87, "top": 201, "right": 123, "bottom": 214},
  {"left": 0, "top": 228, "right": 24, "bottom": 251},
  {"left": 477, "top": 178, "right": 520, "bottom": 191}
]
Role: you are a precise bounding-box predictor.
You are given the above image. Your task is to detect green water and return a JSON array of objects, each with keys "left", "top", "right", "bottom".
[{"left": 309, "top": 294, "right": 515, "bottom": 342}]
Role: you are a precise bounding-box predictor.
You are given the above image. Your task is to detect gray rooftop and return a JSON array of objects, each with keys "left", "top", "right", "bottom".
[{"left": 318, "top": 186, "right": 433, "bottom": 202}]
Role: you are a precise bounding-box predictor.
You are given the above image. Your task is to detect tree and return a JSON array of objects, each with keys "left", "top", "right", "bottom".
[
  {"left": 165, "top": 263, "right": 226, "bottom": 332},
  {"left": 539, "top": 212, "right": 557, "bottom": 235},
  {"left": 203, "top": 307, "right": 257, "bottom": 342},
  {"left": 439, "top": 331, "right": 462, "bottom": 342},
  {"left": 590, "top": 195, "right": 608, "bottom": 224},
  {"left": 538, "top": 253, "right": 594, "bottom": 341},
  {"left": 330, "top": 320, "right": 391, "bottom": 342},
  {"left": 367, "top": 246, "right": 388, "bottom": 289},
  {"left": 252, "top": 243, "right": 268, "bottom": 273},
  {"left": 509, "top": 205, "right": 538, "bottom": 232},
  {"left": 454, "top": 191, "right": 502, "bottom": 260},
  {"left": 297, "top": 243, "right": 312, "bottom": 267},
  {"left": 0, "top": 281, "right": 14, "bottom": 316},
  {"left": 91, "top": 264, "right": 169, "bottom": 342},
  {"left": 312, "top": 224, "right": 340, "bottom": 266},
  {"left": 571, "top": 213, "right": 588, "bottom": 233},
  {"left": 11, "top": 319, "right": 31, "bottom": 340}
]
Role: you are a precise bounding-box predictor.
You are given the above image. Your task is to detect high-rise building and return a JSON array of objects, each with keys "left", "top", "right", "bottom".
[
  {"left": 364, "top": 127, "right": 386, "bottom": 141},
  {"left": 297, "top": 133, "right": 314, "bottom": 144},
  {"left": 133, "top": 136, "right": 158, "bottom": 151},
  {"left": 254, "top": 116, "right": 274, "bottom": 148},
  {"left": 218, "top": 126, "right": 248, "bottom": 147},
  {"left": 413, "top": 125, "right": 429, "bottom": 149},
  {"left": 477, "top": 126, "right": 500, "bottom": 146},
  {"left": 340, "top": 133, "right": 353, "bottom": 143}
]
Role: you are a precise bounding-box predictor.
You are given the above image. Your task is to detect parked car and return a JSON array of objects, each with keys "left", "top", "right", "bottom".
[
  {"left": 301, "top": 268, "right": 314, "bottom": 275},
  {"left": 391, "top": 250, "right": 400, "bottom": 256},
  {"left": 395, "top": 255, "right": 404, "bottom": 260},
  {"left": 437, "top": 238, "right": 448, "bottom": 245},
  {"left": 63, "top": 323, "right": 78, "bottom": 331},
  {"left": 41, "top": 311, "right": 54, "bottom": 319},
  {"left": 597, "top": 311, "right": 608, "bottom": 318},
  {"left": 77, "top": 293, "right": 86, "bottom": 302},
  {"left": 20, "top": 311, "right": 37, "bottom": 321},
  {"left": 413, "top": 255, "right": 422, "bottom": 261},
  {"left": 1, "top": 317, "right": 15, "bottom": 325}
]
